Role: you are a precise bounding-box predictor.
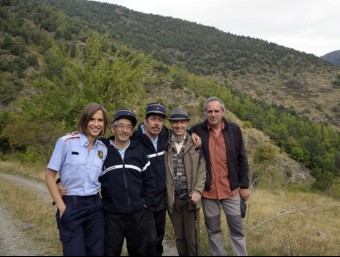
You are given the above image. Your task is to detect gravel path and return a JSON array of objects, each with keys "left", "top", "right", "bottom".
[
  {"left": 0, "top": 173, "right": 46, "bottom": 256},
  {"left": 0, "top": 173, "right": 178, "bottom": 256}
]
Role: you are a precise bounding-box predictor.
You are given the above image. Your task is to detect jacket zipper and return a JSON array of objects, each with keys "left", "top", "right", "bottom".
[{"left": 121, "top": 159, "right": 132, "bottom": 213}]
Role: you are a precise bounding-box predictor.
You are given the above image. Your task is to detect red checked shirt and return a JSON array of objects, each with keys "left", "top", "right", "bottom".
[{"left": 202, "top": 122, "right": 239, "bottom": 200}]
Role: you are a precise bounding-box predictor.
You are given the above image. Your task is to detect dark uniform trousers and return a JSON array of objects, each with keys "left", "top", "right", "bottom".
[
  {"left": 56, "top": 194, "right": 105, "bottom": 256},
  {"left": 146, "top": 191, "right": 167, "bottom": 256},
  {"left": 104, "top": 209, "right": 154, "bottom": 256}
]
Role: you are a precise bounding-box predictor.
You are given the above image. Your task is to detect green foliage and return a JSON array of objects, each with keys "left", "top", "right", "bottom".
[
  {"left": 21, "top": 34, "right": 151, "bottom": 126},
  {"left": 254, "top": 145, "right": 276, "bottom": 165},
  {"left": 332, "top": 74, "right": 340, "bottom": 88},
  {"left": 328, "top": 179, "right": 340, "bottom": 199},
  {"left": 2, "top": 34, "right": 152, "bottom": 163}
]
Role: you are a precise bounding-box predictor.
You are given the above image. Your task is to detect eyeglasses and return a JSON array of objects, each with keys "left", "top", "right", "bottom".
[{"left": 114, "top": 124, "right": 133, "bottom": 131}]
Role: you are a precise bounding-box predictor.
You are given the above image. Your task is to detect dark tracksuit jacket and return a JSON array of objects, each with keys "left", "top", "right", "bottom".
[
  {"left": 190, "top": 119, "right": 249, "bottom": 191},
  {"left": 132, "top": 125, "right": 170, "bottom": 256},
  {"left": 133, "top": 124, "right": 170, "bottom": 212},
  {"left": 100, "top": 137, "right": 155, "bottom": 214}
]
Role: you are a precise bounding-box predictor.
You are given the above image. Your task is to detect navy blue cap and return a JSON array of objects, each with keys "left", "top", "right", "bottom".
[
  {"left": 146, "top": 103, "right": 166, "bottom": 118},
  {"left": 113, "top": 109, "right": 137, "bottom": 127}
]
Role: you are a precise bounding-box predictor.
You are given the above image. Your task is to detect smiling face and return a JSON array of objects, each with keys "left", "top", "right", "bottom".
[
  {"left": 205, "top": 100, "right": 225, "bottom": 127},
  {"left": 144, "top": 114, "right": 165, "bottom": 138},
  {"left": 111, "top": 118, "right": 134, "bottom": 145},
  {"left": 171, "top": 120, "right": 189, "bottom": 137},
  {"left": 86, "top": 110, "right": 105, "bottom": 140}
]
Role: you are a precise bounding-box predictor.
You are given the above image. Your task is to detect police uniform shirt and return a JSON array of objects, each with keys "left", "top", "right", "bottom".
[{"left": 48, "top": 133, "right": 108, "bottom": 196}]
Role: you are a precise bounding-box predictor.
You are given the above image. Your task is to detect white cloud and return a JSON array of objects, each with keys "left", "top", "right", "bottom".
[{"left": 94, "top": 0, "right": 340, "bottom": 56}]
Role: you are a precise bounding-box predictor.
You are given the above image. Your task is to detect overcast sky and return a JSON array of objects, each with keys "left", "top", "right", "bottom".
[{"left": 92, "top": 0, "right": 340, "bottom": 57}]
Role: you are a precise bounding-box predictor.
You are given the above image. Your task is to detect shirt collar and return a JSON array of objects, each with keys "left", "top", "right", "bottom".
[
  {"left": 208, "top": 120, "right": 225, "bottom": 131},
  {"left": 111, "top": 140, "right": 131, "bottom": 152},
  {"left": 80, "top": 133, "right": 100, "bottom": 148}
]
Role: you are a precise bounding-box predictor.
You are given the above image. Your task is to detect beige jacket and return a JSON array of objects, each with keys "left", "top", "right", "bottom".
[{"left": 165, "top": 133, "right": 207, "bottom": 214}]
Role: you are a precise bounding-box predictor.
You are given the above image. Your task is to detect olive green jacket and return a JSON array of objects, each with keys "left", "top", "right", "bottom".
[{"left": 165, "top": 133, "right": 207, "bottom": 214}]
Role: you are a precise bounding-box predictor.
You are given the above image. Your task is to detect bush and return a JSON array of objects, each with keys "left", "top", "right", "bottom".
[{"left": 254, "top": 145, "right": 276, "bottom": 165}]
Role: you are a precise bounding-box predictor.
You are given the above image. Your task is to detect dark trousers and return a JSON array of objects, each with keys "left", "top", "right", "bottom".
[
  {"left": 169, "top": 198, "right": 203, "bottom": 256},
  {"left": 56, "top": 195, "right": 105, "bottom": 256},
  {"left": 147, "top": 192, "right": 167, "bottom": 256},
  {"left": 104, "top": 209, "right": 153, "bottom": 256}
]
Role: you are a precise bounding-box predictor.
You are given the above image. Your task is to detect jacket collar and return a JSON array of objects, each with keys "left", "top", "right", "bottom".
[
  {"left": 107, "top": 136, "right": 138, "bottom": 150},
  {"left": 135, "top": 123, "right": 168, "bottom": 141},
  {"left": 203, "top": 118, "right": 229, "bottom": 131}
]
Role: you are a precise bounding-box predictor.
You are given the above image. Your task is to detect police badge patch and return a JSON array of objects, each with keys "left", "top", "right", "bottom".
[{"left": 98, "top": 150, "right": 104, "bottom": 159}]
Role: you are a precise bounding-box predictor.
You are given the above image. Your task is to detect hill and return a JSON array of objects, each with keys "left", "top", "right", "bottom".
[
  {"left": 322, "top": 50, "right": 340, "bottom": 66},
  {"left": 0, "top": 0, "right": 340, "bottom": 193},
  {"left": 32, "top": 0, "right": 340, "bottom": 130},
  {"left": 0, "top": 0, "right": 340, "bottom": 129}
]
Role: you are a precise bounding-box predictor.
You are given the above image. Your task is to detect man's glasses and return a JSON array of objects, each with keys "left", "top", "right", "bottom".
[{"left": 114, "top": 124, "right": 133, "bottom": 131}]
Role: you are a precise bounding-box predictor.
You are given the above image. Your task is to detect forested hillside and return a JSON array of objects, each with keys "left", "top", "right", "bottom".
[
  {"left": 0, "top": 0, "right": 340, "bottom": 195},
  {"left": 23, "top": 0, "right": 340, "bottom": 130}
]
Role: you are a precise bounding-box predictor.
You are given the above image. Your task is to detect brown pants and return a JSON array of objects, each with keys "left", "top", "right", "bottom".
[{"left": 169, "top": 198, "right": 203, "bottom": 256}]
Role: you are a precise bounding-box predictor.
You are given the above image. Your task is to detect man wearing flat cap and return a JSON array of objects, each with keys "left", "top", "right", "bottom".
[
  {"left": 100, "top": 109, "right": 156, "bottom": 256},
  {"left": 165, "top": 108, "right": 206, "bottom": 256}
]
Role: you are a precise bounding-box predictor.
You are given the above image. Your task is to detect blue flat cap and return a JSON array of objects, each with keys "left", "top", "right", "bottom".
[
  {"left": 146, "top": 103, "right": 166, "bottom": 118},
  {"left": 114, "top": 109, "right": 137, "bottom": 127}
]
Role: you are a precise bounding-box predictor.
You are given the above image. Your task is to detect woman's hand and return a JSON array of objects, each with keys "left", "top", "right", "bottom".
[{"left": 57, "top": 182, "right": 68, "bottom": 197}]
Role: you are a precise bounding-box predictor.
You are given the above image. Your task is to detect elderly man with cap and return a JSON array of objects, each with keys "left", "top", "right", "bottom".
[
  {"left": 165, "top": 108, "right": 206, "bottom": 256},
  {"left": 100, "top": 109, "right": 156, "bottom": 256}
]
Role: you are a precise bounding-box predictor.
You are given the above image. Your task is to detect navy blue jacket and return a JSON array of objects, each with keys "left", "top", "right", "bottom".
[
  {"left": 190, "top": 119, "right": 249, "bottom": 191},
  {"left": 132, "top": 125, "right": 170, "bottom": 211},
  {"left": 100, "top": 137, "right": 155, "bottom": 214}
]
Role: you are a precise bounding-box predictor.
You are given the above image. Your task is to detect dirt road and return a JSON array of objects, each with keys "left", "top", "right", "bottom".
[
  {"left": 0, "top": 173, "right": 178, "bottom": 256},
  {"left": 0, "top": 173, "right": 47, "bottom": 256}
]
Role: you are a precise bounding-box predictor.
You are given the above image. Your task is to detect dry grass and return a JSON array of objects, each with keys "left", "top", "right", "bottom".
[
  {"left": 0, "top": 160, "right": 46, "bottom": 181},
  {"left": 0, "top": 178, "right": 62, "bottom": 256},
  {"left": 245, "top": 189, "right": 340, "bottom": 256},
  {"left": 1, "top": 160, "right": 339, "bottom": 256},
  {"left": 166, "top": 189, "right": 340, "bottom": 256}
]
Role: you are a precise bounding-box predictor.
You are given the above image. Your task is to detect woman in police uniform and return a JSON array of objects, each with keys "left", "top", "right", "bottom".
[{"left": 45, "top": 103, "right": 109, "bottom": 256}]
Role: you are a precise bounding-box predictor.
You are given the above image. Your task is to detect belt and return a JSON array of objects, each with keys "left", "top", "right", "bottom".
[
  {"left": 62, "top": 194, "right": 100, "bottom": 204},
  {"left": 52, "top": 194, "right": 100, "bottom": 206},
  {"left": 175, "top": 191, "right": 189, "bottom": 201}
]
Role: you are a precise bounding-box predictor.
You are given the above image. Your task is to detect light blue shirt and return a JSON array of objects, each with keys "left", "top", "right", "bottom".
[
  {"left": 47, "top": 133, "right": 107, "bottom": 196},
  {"left": 111, "top": 140, "right": 130, "bottom": 160}
]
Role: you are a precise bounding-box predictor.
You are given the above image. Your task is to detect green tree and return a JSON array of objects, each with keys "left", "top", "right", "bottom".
[{"left": 4, "top": 34, "right": 152, "bottom": 162}]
